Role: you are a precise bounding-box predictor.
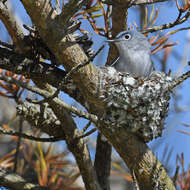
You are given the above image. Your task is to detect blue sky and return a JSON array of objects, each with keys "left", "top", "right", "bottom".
[{"left": 3, "top": 0, "right": 190, "bottom": 175}]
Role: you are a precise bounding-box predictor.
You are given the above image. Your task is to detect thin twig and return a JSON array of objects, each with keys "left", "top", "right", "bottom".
[
  {"left": 78, "top": 128, "right": 97, "bottom": 139},
  {"left": 173, "top": 164, "right": 179, "bottom": 187},
  {"left": 0, "top": 74, "right": 98, "bottom": 123},
  {"left": 65, "top": 45, "right": 105, "bottom": 81},
  {"left": 132, "top": 170, "right": 140, "bottom": 190},
  {"left": 172, "top": 26, "right": 190, "bottom": 33},
  {"left": 142, "top": 9, "right": 190, "bottom": 33},
  {"left": 105, "top": 5, "right": 112, "bottom": 38},
  {"left": 33, "top": 44, "right": 105, "bottom": 104},
  {"left": 100, "top": 0, "right": 167, "bottom": 6},
  {"left": 81, "top": 121, "right": 92, "bottom": 133},
  {"left": 13, "top": 117, "right": 23, "bottom": 172},
  {"left": 23, "top": 24, "right": 36, "bottom": 33},
  {"left": 0, "top": 127, "right": 65, "bottom": 142},
  {"left": 168, "top": 70, "right": 190, "bottom": 91},
  {"left": 0, "top": 168, "right": 50, "bottom": 190},
  {"left": 0, "top": 40, "right": 13, "bottom": 49}
]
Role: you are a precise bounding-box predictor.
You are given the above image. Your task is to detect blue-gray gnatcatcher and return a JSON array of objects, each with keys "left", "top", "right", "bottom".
[{"left": 107, "top": 30, "right": 153, "bottom": 77}]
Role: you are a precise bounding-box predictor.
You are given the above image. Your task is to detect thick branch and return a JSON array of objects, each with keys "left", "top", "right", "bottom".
[
  {"left": 0, "top": 74, "right": 100, "bottom": 190},
  {"left": 101, "top": 4, "right": 128, "bottom": 190},
  {"left": 99, "top": 127, "right": 175, "bottom": 189},
  {"left": 10, "top": 1, "right": 177, "bottom": 190},
  {"left": 0, "top": 69, "right": 180, "bottom": 190},
  {"left": 106, "top": 5, "right": 127, "bottom": 65},
  {"left": 0, "top": 74, "right": 98, "bottom": 123},
  {"left": 94, "top": 133, "right": 112, "bottom": 190},
  {"left": 0, "top": 168, "right": 49, "bottom": 190},
  {"left": 16, "top": 102, "right": 65, "bottom": 138},
  {"left": 0, "top": 2, "right": 26, "bottom": 52},
  {"left": 0, "top": 47, "right": 86, "bottom": 107},
  {"left": 48, "top": 100, "right": 100, "bottom": 190},
  {"left": 21, "top": 0, "right": 103, "bottom": 108}
]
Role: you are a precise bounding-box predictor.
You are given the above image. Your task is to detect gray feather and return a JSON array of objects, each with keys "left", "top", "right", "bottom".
[{"left": 108, "top": 30, "right": 153, "bottom": 77}]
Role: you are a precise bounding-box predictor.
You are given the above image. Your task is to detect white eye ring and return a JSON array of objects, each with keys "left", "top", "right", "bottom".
[{"left": 124, "top": 34, "right": 131, "bottom": 40}]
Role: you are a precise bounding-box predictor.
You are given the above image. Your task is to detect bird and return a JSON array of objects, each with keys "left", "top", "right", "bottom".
[{"left": 107, "top": 30, "right": 154, "bottom": 77}]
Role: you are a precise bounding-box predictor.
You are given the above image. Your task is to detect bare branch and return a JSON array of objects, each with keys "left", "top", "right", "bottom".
[
  {"left": 0, "top": 74, "right": 98, "bottom": 123},
  {"left": 0, "top": 2, "right": 26, "bottom": 52},
  {"left": 0, "top": 47, "right": 88, "bottom": 116},
  {"left": 0, "top": 127, "right": 65, "bottom": 142},
  {"left": 0, "top": 168, "right": 49, "bottom": 190},
  {"left": 16, "top": 101, "right": 66, "bottom": 137},
  {"left": 0, "top": 40, "right": 13, "bottom": 49},
  {"left": 131, "top": 0, "right": 168, "bottom": 5},
  {"left": 106, "top": 4, "right": 127, "bottom": 65},
  {"left": 42, "top": 44, "right": 105, "bottom": 103},
  {"left": 64, "top": 45, "right": 105, "bottom": 81},
  {"left": 142, "top": 9, "right": 190, "bottom": 33},
  {"left": 13, "top": 117, "right": 23, "bottom": 172},
  {"left": 101, "top": 0, "right": 168, "bottom": 6},
  {"left": 21, "top": 0, "right": 102, "bottom": 108},
  {"left": 168, "top": 70, "right": 190, "bottom": 91},
  {"left": 94, "top": 133, "right": 112, "bottom": 190},
  {"left": 0, "top": 73, "right": 100, "bottom": 190},
  {"left": 78, "top": 128, "right": 97, "bottom": 139}
]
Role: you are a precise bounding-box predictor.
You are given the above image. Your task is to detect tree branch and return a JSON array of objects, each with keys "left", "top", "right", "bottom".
[
  {"left": 142, "top": 9, "right": 190, "bottom": 33},
  {"left": 4, "top": 1, "right": 184, "bottom": 190},
  {"left": 0, "top": 127, "right": 65, "bottom": 142},
  {"left": 0, "top": 168, "right": 49, "bottom": 190},
  {"left": 130, "top": 0, "right": 168, "bottom": 5},
  {"left": 168, "top": 70, "right": 190, "bottom": 91},
  {"left": 0, "top": 47, "right": 87, "bottom": 107},
  {"left": 0, "top": 73, "right": 100, "bottom": 190},
  {"left": 0, "top": 2, "right": 102, "bottom": 185},
  {"left": 13, "top": 117, "right": 23, "bottom": 172},
  {"left": 21, "top": 0, "right": 103, "bottom": 109},
  {"left": 16, "top": 101, "right": 66, "bottom": 138},
  {"left": 100, "top": 4, "right": 128, "bottom": 190},
  {"left": 94, "top": 133, "right": 112, "bottom": 190},
  {"left": 101, "top": 0, "right": 168, "bottom": 6},
  {"left": 0, "top": 1, "right": 26, "bottom": 52},
  {"left": 0, "top": 74, "right": 98, "bottom": 122}
]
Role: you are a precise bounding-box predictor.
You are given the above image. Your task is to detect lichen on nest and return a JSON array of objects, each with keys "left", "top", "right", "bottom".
[{"left": 98, "top": 67, "right": 173, "bottom": 142}]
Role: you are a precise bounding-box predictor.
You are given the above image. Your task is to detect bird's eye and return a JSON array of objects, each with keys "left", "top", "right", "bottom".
[{"left": 124, "top": 34, "right": 131, "bottom": 40}]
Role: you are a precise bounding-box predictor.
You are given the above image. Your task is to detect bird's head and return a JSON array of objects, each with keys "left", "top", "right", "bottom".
[{"left": 107, "top": 30, "right": 151, "bottom": 54}]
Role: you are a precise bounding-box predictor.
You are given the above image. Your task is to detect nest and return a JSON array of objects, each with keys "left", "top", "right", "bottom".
[{"left": 98, "top": 67, "right": 172, "bottom": 142}]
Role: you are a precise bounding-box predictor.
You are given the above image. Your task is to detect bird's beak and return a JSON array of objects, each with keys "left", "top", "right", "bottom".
[
  {"left": 106, "top": 39, "right": 115, "bottom": 42},
  {"left": 106, "top": 38, "right": 120, "bottom": 43}
]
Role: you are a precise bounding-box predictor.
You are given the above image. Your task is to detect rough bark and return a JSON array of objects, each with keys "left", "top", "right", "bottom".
[
  {"left": 0, "top": 168, "right": 49, "bottom": 190},
  {"left": 0, "top": 0, "right": 178, "bottom": 190}
]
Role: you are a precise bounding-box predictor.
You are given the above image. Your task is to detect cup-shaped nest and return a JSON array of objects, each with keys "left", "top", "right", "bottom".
[{"left": 99, "top": 67, "right": 172, "bottom": 142}]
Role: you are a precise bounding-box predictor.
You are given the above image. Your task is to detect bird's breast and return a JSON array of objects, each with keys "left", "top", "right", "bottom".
[{"left": 114, "top": 51, "right": 153, "bottom": 77}]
